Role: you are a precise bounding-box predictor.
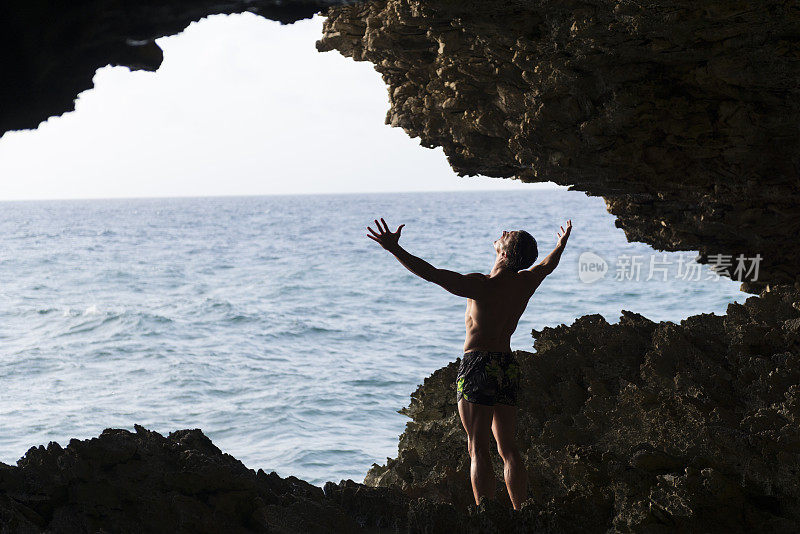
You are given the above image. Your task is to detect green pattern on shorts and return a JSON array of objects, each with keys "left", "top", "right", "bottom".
[{"left": 456, "top": 376, "right": 469, "bottom": 401}]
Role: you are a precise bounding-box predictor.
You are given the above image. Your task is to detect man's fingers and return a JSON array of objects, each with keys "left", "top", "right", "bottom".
[
  {"left": 367, "top": 234, "right": 379, "bottom": 242},
  {"left": 396, "top": 223, "right": 404, "bottom": 234},
  {"left": 367, "top": 226, "right": 380, "bottom": 237},
  {"left": 374, "top": 219, "right": 384, "bottom": 234},
  {"left": 380, "top": 217, "right": 389, "bottom": 233}
]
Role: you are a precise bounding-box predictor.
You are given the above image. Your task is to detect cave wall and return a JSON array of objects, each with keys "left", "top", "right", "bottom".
[{"left": 317, "top": 0, "right": 800, "bottom": 293}]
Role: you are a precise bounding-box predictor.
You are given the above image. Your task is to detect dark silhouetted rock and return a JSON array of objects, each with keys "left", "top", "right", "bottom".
[
  {"left": 0, "top": 425, "right": 410, "bottom": 533},
  {"left": 0, "top": 0, "right": 350, "bottom": 137},
  {"left": 363, "top": 285, "right": 800, "bottom": 532}
]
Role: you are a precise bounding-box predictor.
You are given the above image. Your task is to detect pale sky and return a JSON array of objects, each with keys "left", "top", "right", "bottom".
[{"left": 0, "top": 13, "right": 562, "bottom": 201}]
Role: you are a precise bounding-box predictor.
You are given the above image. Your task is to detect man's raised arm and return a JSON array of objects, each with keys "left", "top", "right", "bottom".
[
  {"left": 523, "top": 219, "right": 572, "bottom": 287},
  {"left": 366, "top": 217, "right": 488, "bottom": 299}
]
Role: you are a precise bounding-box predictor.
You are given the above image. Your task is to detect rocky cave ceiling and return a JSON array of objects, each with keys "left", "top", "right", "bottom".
[{"left": 2, "top": 0, "right": 798, "bottom": 293}]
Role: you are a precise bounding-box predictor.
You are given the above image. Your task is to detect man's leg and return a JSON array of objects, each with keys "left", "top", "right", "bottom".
[
  {"left": 458, "top": 398, "right": 495, "bottom": 505},
  {"left": 491, "top": 404, "right": 527, "bottom": 510}
]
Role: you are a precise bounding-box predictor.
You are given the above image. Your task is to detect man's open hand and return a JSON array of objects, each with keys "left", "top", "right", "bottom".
[
  {"left": 557, "top": 219, "right": 572, "bottom": 248},
  {"left": 367, "top": 218, "right": 405, "bottom": 252}
]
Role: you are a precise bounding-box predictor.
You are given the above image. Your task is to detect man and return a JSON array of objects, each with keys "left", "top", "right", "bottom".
[{"left": 366, "top": 217, "right": 572, "bottom": 510}]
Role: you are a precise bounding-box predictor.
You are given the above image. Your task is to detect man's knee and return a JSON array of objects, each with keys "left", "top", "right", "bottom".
[
  {"left": 467, "top": 437, "right": 490, "bottom": 459},
  {"left": 497, "top": 442, "right": 521, "bottom": 463}
]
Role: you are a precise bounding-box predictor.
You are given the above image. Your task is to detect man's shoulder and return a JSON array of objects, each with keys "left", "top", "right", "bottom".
[
  {"left": 519, "top": 264, "right": 546, "bottom": 277},
  {"left": 515, "top": 265, "right": 546, "bottom": 288}
]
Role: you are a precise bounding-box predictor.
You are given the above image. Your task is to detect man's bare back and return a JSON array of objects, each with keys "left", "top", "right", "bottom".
[
  {"left": 463, "top": 271, "right": 538, "bottom": 353},
  {"left": 462, "top": 227, "right": 567, "bottom": 352}
]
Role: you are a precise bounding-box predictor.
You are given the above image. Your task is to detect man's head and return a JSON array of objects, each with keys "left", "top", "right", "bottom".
[{"left": 494, "top": 230, "right": 538, "bottom": 271}]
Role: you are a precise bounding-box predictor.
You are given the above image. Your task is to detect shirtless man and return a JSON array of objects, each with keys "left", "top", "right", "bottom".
[{"left": 366, "top": 217, "right": 573, "bottom": 510}]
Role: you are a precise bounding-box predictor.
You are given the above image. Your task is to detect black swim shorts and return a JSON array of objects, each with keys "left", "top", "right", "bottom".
[{"left": 456, "top": 350, "right": 521, "bottom": 406}]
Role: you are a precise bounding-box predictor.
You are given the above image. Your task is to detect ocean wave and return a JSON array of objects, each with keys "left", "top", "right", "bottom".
[
  {"left": 10, "top": 232, "right": 62, "bottom": 240},
  {"left": 227, "top": 314, "right": 259, "bottom": 323},
  {"left": 343, "top": 378, "right": 407, "bottom": 388},
  {"left": 46, "top": 307, "right": 176, "bottom": 338},
  {"left": 61, "top": 314, "right": 123, "bottom": 337}
]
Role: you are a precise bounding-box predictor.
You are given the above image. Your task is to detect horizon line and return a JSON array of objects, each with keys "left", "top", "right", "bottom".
[{"left": 0, "top": 184, "right": 567, "bottom": 203}]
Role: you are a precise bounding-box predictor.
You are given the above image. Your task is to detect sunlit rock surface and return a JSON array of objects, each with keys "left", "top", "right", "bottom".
[
  {"left": 317, "top": 0, "right": 800, "bottom": 292},
  {"left": 366, "top": 285, "right": 800, "bottom": 532}
]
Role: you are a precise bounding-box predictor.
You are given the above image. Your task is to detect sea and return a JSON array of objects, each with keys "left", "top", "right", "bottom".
[{"left": 0, "top": 189, "right": 746, "bottom": 486}]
